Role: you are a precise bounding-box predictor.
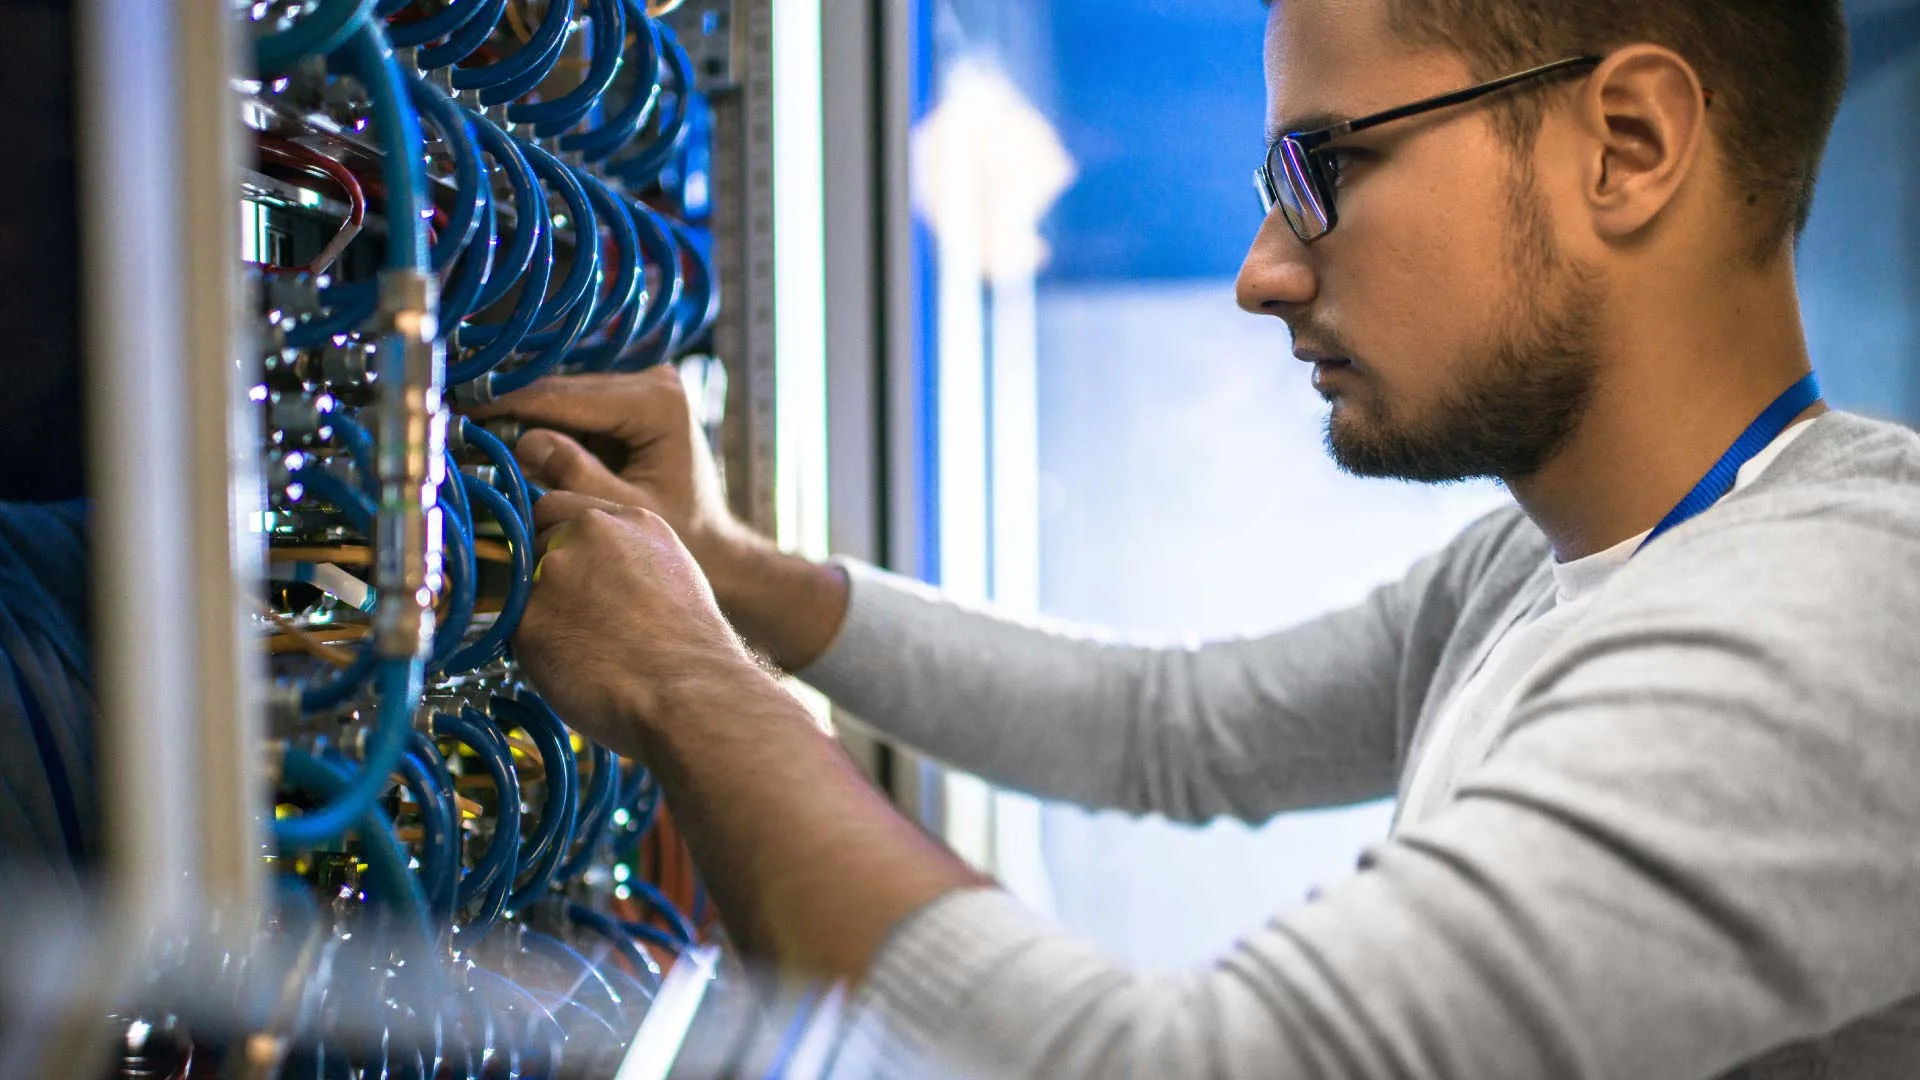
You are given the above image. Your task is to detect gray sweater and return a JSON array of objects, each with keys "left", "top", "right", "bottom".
[{"left": 800, "top": 411, "right": 1920, "bottom": 1080}]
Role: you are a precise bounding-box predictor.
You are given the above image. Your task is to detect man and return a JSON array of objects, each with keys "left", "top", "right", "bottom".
[{"left": 474, "top": 0, "right": 1920, "bottom": 1076}]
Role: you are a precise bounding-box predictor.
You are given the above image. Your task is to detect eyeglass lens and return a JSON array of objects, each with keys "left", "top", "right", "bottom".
[{"left": 1270, "top": 138, "right": 1332, "bottom": 240}]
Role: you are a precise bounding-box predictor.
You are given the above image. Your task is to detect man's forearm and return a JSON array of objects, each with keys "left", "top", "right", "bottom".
[
  {"left": 624, "top": 659, "right": 987, "bottom": 978},
  {"left": 709, "top": 539, "right": 851, "bottom": 673}
]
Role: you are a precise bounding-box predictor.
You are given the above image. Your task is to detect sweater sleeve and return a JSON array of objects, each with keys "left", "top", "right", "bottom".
[
  {"left": 836, "top": 508, "right": 1920, "bottom": 1080},
  {"left": 797, "top": 509, "right": 1529, "bottom": 823}
]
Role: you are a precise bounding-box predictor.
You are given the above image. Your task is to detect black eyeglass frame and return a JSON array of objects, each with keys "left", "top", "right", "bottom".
[{"left": 1256, "top": 55, "right": 1606, "bottom": 242}]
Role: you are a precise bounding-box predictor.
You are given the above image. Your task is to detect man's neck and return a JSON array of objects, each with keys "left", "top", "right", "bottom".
[{"left": 1505, "top": 266, "right": 1821, "bottom": 562}]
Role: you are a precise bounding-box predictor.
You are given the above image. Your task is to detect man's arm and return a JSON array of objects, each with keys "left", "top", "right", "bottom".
[
  {"left": 473, "top": 371, "right": 1505, "bottom": 822},
  {"left": 519, "top": 496, "right": 1920, "bottom": 1080}
]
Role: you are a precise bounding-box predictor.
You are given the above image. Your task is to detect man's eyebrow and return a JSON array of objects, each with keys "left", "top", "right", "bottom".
[{"left": 1267, "top": 111, "right": 1350, "bottom": 144}]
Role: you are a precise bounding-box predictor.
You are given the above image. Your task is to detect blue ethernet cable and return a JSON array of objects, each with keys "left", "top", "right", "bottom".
[
  {"left": 280, "top": 747, "right": 432, "bottom": 941},
  {"left": 493, "top": 692, "right": 579, "bottom": 912},
  {"left": 514, "top": 0, "right": 624, "bottom": 133},
  {"left": 255, "top": 0, "right": 376, "bottom": 77},
  {"left": 467, "top": 114, "right": 548, "bottom": 314},
  {"left": 330, "top": 410, "right": 379, "bottom": 497},
  {"left": 336, "top": 24, "right": 429, "bottom": 275},
  {"left": 459, "top": 418, "right": 533, "bottom": 531},
  {"left": 285, "top": 19, "right": 433, "bottom": 348},
  {"left": 475, "top": 16, "right": 575, "bottom": 108},
  {"left": 291, "top": 466, "right": 377, "bottom": 528},
  {"left": 521, "top": 930, "right": 629, "bottom": 1026},
  {"left": 555, "top": 741, "right": 618, "bottom": 883},
  {"left": 480, "top": 158, "right": 604, "bottom": 398},
  {"left": 432, "top": 709, "right": 521, "bottom": 907},
  {"left": 386, "top": 0, "right": 488, "bottom": 48},
  {"left": 621, "top": 876, "right": 698, "bottom": 947},
  {"left": 468, "top": 967, "right": 564, "bottom": 1076},
  {"left": 438, "top": 187, "right": 496, "bottom": 332},
  {"left": 397, "top": 732, "right": 459, "bottom": 918},
  {"left": 442, "top": 475, "right": 531, "bottom": 673},
  {"left": 302, "top": 73, "right": 485, "bottom": 340},
  {"left": 431, "top": 489, "right": 475, "bottom": 672},
  {"left": 565, "top": 901, "right": 663, "bottom": 991},
  {"left": 452, "top": 0, "right": 571, "bottom": 94},
  {"left": 407, "top": 76, "right": 487, "bottom": 274},
  {"left": 520, "top": 144, "right": 603, "bottom": 333},
  {"left": 415, "top": 0, "right": 506, "bottom": 69},
  {"left": 447, "top": 117, "right": 552, "bottom": 386},
  {"left": 563, "top": 0, "right": 663, "bottom": 161},
  {"left": 575, "top": 199, "right": 678, "bottom": 371},
  {"left": 277, "top": 658, "right": 427, "bottom": 847},
  {"left": 670, "top": 218, "right": 719, "bottom": 348},
  {"left": 606, "top": 31, "right": 696, "bottom": 188},
  {"left": 573, "top": 172, "right": 644, "bottom": 345}
]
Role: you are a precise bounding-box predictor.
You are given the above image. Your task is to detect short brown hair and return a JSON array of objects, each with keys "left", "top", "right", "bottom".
[{"left": 1273, "top": 1, "right": 1852, "bottom": 263}]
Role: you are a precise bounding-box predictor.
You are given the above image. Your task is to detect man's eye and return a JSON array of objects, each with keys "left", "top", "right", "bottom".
[{"left": 1320, "top": 150, "right": 1358, "bottom": 186}]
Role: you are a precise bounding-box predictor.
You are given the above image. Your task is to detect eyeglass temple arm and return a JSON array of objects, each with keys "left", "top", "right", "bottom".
[{"left": 1311, "top": 55, "right": 1605, "bottom": 145}]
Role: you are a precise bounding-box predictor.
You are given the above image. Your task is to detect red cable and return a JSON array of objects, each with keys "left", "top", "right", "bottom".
[{"left": 255, "top": 137, "right": 367, "bottom": 275}]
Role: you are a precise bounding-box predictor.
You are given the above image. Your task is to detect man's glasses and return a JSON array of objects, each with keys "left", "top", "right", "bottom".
[{"left": 1255, "top": 55, "right": 1604, "bottom": 242}]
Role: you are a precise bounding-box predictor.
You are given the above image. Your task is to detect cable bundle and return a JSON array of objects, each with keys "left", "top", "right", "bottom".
[{"left": 242, "top": 2, "right": 720, "bottom": 1073}]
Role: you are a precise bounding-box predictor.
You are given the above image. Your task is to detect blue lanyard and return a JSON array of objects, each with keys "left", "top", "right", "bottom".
[{"left": 1638, "top": 371, "right": 1823, "bottom": 552}]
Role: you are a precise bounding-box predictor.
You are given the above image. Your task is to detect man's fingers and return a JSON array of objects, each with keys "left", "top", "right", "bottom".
[
  {"left": 532, "top": 489, "right": 628, "bottom": 534},
  {"left": 516, "top": 429, "right": 642, "bottom": 505},
  {"left": 465, "top": 368, "right": 686, "bottom": 440}
]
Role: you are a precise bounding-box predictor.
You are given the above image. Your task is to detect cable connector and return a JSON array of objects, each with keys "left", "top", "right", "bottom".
[{"left": 372, "top": 270, "right": 446, "bottom": 662}]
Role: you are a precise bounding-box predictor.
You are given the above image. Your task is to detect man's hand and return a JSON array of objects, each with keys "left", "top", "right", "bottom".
[
  {"left": 468, "top": 369, "right": 849, "bottom": 671},
  {"left": 468, "top": 366, "right": 750, "bottom": 587},
  {"left": 516, "top": 489, "right": 771, "bottom": 754},
  {"left": 516, "top": 492, "right": 985, "bottom": 980}
]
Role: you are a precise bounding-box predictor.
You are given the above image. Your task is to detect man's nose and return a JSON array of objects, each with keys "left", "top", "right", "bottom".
[{"left": 1235, "top": 212, "right": 1318, "bottom": 316}]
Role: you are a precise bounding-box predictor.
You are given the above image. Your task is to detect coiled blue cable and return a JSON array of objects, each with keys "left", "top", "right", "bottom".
[
  {"left": 573, "top": 199, "right": 677, "bottom": 371},
  {"left": 620, "top": 877, "right": 697, "bottom": 947},
  {"left": 279, "top": 744, "right": 433, "bottom": 942},
  {"left": 338, "top": 24, "right": 430, "bottom": 274},
  {"left": 452, "top": 0, "right": 571, "bottom": 94},
  {"left": 277, "top": 658, "right": 426, "bottom": 847},
  {"left": 606, "top": 31, "right": 695, "bottom": 188},
  {"left": 438, "top": 186, "right": 496, "bottom": 332},
  {"left": 407, "top": 76, "right": 487, "bottom": 273},
  {"left": 286, "top": 20, "right": 433, "bottom": 346},
  {"left": 493, "top": 693, "right": 578, "bottom": 912},
  {"left": 469, "top": 968, "right": 564, "bottom": 1077},
  {"left": 330, "top": 411, "right": 379, "bottom": 497},
  {"left": 565, "top": 902, "right": 663, "bottom": 992},
  {"left": 467, "top": 115, "right": 548, "bottom": 314},
  {"left": 469, "top": 146, "right": 605, "bottom": 395},
  {"left": 448, "top": 118, "right": 552, "bottom": 386},
  {"left": 514, "top": 0, "right": 624, "bottom": 133},
  {"left": 573, "top": 172, "right": 643, "bottom": 344},
  {"left": 442, "top": 475, "right": 531, "bottom": 673},
  {"left": 431, "top": 488, "right": 475, "bottom": 672},
  {"left": 415, "top": 0, "right": 505, "bottom": 69},
  {"left": 432, "top": 709, "right": 521, "bottom": 907},
  {"left": 555, "top": 742, "right": 617, "bottom": 883},
  {"left": 563, "top": 1, "right": 663, "bottom": 161},
  {"left": 461, "top": 418, "right": 534, "bottom": 530},
  {"left": 397, "top": 732, "right": 459, "bottom": 919},
  {"left": 255, "top": 0, "right": 376, "bottom": 77},
  {"left": 669, "top": 219, "right": 719, "bottom": 350},
  {"left": 520, "top": 930, "right": 628, "bottom": 1025},
  {"left": 386, "top": 0, "right": 488, "bottom": 48},
  {"left": 520, "top": 145, "right": 602, "bottom": 332}
]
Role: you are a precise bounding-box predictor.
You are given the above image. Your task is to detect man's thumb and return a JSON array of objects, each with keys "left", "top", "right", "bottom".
[{"left": 515, "top": 429, "right": 639, "bottom": 506}]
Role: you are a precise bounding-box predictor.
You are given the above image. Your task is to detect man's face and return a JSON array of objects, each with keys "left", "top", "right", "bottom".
[{"left": 1237, "top": 0, "right": 1603, "bottom": 483}]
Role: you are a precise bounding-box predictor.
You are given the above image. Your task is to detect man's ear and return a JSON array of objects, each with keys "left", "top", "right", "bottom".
[{"left": 1573, "top": 45, "right": 1711, "bottom": 243}]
